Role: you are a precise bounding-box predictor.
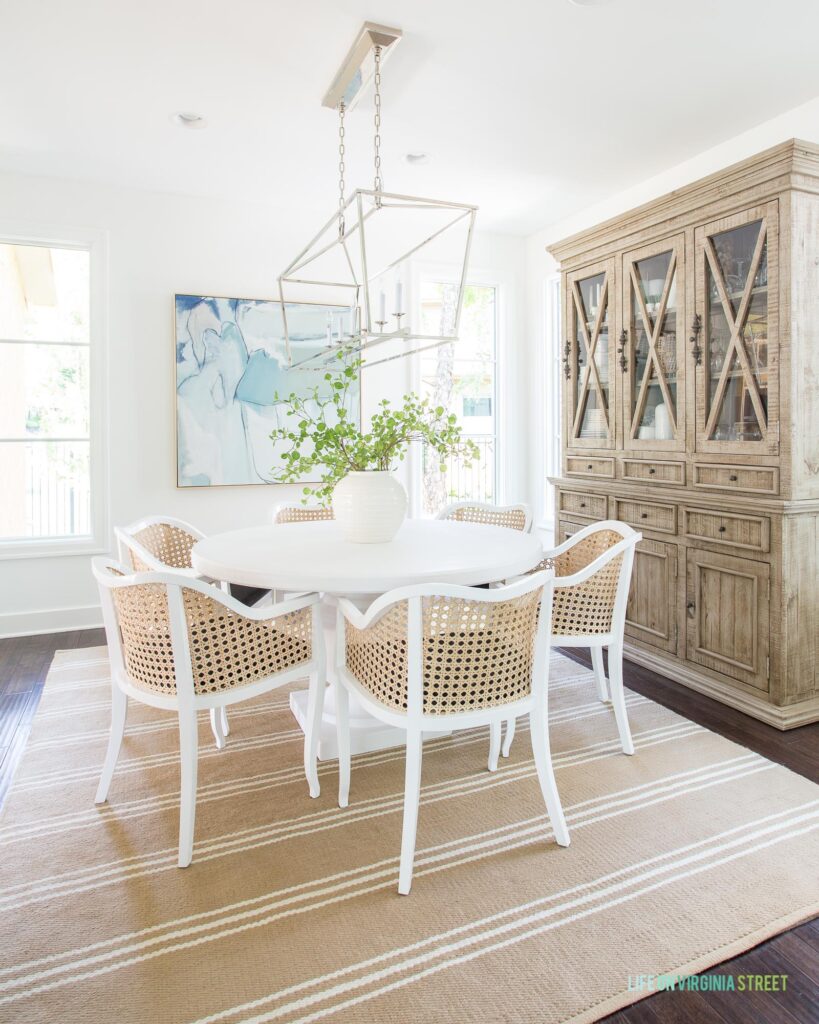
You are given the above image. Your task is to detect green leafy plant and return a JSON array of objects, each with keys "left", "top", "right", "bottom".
[{"left": 270, "top": 349, "right": 481, "bottom": 506}]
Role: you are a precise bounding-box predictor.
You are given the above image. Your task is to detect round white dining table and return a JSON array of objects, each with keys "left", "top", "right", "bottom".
[{"left": 191, "top": 519, "right": 544, "bottom": 758}]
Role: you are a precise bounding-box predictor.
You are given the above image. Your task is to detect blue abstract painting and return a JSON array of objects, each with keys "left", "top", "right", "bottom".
[{"left": 175, "top": 295, "right": 359, "bottom": 487}]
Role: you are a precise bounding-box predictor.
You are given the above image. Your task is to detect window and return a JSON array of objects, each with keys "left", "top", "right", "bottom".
[
  {"left": 0, "top": 241, "right": 96, "bottom": 548},
  {"left": 417, "top": 282, "right": 498, "bottom": 516},
  {"left": 543, "top": 275, "right": 562, "bottom": 528}
]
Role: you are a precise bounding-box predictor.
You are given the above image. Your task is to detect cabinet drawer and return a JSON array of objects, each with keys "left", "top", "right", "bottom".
[
  {"left": 621, "top": 459, "right": 685, "bottom": 486},
  {"left": 566, "top": 456, "right": 615, "bottom": 480},
  {"left": 683, "top": 508, "right": 770, "bottom": 553},
  {"left": 558, "top": 490, "right": 608, "bottom": 519},
  {"left": 692, "top": 463, "right": 779, "bottom": 495},
  {"left": 614, "top": 497, "right": 677, "bottom": 534}
]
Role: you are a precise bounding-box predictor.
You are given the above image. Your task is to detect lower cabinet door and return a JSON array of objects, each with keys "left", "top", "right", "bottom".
[
  {"left": 685, "top": 548, "right": 770, "bottom": 691},
  {"left": 625, "top": 538, "right": 679, "bottom": 654}
]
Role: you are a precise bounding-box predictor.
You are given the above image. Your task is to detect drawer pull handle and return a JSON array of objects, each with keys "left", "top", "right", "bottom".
[
  {"left": 648, "top": 467, "right": 656, "bottom": 475},
  {"left": 729, "top": 474, "right": 738, "bottom": 482},
  {"left": 686, "top": 601, "right": 696, "bottom": 616},
  {"left": 580, "top": 502, "right": 586, "bottom": 508},
  {"left": 587, "top": 464, "right": 593, "bottom": 471},
  {"left": 718, "top": 525, "right": 727, "bottom": 533},
  {"left": 640, "top": 512, "right": 648, "bottom": 519}
]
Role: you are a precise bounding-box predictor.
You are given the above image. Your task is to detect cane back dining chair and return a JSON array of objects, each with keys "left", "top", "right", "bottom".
[
  {"left": 436, "top": 501, "right": 532, "bottom": 534},
  {"left": 499, "top": 521, "right": 641, "bottom": 764},
  {"left": 273, "top": 505, "right": 335, "bottom": 524},
  {"left": 333, "top": 571, "right": 569, "bottom": 895},
  {"left": 92, "top": 557, "right": 326, "bottom": 868},
  {"left": 115, "top": 515, "right": 233, "bottom": 747}
]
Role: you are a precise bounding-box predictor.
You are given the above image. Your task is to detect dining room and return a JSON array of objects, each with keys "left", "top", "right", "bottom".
[{"left": 1, "top": 2, "right": 819, "bottom": 1023}]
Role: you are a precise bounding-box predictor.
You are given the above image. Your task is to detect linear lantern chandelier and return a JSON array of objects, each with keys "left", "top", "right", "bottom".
[{"left": 278, "top": 22, "right": 478, "bottom": 370}]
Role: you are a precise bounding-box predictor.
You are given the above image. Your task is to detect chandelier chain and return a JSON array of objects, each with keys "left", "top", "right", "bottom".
[
  {"left": 337, "top": 101, "right": 346, "bottom": 238},
  {"left": 373, "top": 45, "right": 383, "bottom": 206}
]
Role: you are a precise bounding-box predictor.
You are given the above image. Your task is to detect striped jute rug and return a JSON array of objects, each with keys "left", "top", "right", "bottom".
[{"left": 1, "top": 648, "right": 818, "bottom": 1024}]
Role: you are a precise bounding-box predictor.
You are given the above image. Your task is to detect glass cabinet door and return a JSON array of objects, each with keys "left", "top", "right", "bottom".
[
  {"left": 621, "top": 236, "right": 685, "bottom": 450},
  {"left": 694, "top": 202, "right": 778, "bottom": 454},
  {"left": 565, "top": 260, "right": 615, "bottom": 448}
]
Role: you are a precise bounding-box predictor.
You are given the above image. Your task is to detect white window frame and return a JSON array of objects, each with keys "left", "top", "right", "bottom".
[
  {"left": 408, "top": 261, "right": 502, "bottom": 516},
  {"left": 0, "top": 225, "right": 109, "bottom": 559},
  {"left": 537, "top": 273, "right": 562, "bottom": 536}
]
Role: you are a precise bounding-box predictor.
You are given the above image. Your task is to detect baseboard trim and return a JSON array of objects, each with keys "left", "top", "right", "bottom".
[
  {"left": 623, "top": 642, "right": 819, "bottom": 731},
  {"left": 0, "top": 605, "right": 103, "bottom": 639}
]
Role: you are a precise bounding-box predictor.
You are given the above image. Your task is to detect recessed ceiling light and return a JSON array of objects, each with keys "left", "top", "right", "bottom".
[
  {"left": 171, "top": 112, "right": 207, "bottom": 129},
  {"left": 404, "top": 153, "right": 429, "bottom": 165}
]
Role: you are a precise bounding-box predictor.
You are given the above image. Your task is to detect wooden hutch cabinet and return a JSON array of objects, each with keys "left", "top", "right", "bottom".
[{"left": 549, "top": 140, "right": 819, "bottom": 729}]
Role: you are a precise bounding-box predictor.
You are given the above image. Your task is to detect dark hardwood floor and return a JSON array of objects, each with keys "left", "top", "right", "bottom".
[{"left": 0, "top": 632, "right": 816, "bottom": 1022}]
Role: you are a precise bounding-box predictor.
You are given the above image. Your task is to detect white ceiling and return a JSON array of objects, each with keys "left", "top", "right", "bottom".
[{"left": 2, "top": 0, "right": 819, "bottom": 234}]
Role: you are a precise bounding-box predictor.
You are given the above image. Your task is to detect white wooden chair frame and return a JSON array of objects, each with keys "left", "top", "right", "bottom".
[
  {"left": 115, "top": 515, "right": 235, "bottom": 747},
  {"left": 333, "top": 571, "right": 569, "bottom": 895},
  {"left": 436, "top": 500, "right": 533, "bottom": 533},
  {"left": 500, "top": 521, "right": 641, "bottom": 763},
  {"left": 115, "top": 515, "right": 207, "bottom": 577},
  {"left": 92, "top": 557, "right": 327, "bottom": 868}
]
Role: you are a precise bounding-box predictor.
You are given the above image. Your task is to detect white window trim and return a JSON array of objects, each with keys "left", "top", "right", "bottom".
[
  {"left": 534, "top": 273, "right": 562, "bottom": 536},
  {"left": 0, "top": 224, "right": 109, "bottom": 560},
  {"left": 408, "top": 261, "right": 503, "bottom": 517}
]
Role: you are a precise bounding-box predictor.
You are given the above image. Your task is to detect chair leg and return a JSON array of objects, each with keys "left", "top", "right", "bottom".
[
  {"left": 488, "top": 720, "right": 501, "bottom": 772},
  {"left": 177, "top": 710, "right": 199, "bottom": 868},
  {"left": 502, "top": 716, "right": 516, "bottom": 758},
  {"left": 95, "top": 685, "right": 128, "bottom": 804},
  {"left": 529, "top": 707, "right": 570, "bottom": 848},
  {"left": 398, "top": 729, "right": 423, "bottom": 896},
  {"left": 335, "top": 679, "right": 351, "bottom": 809},
  {"left": 209, "top": 707, "right": 226, "bottom": 750},
  {"left": 221, "top": 706, "right": 230, "bottom": 736},
  {"left": 304, "top": 673, "right": 326, "bottom": 799},
  {"left": 591, "top": 646, "right": 609, "bottom": 703},
  {"left": 608, "top": 641, "right": 634, "bottom": 755}
]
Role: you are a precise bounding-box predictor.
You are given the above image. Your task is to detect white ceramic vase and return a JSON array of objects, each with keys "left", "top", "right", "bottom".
[{"left": 332, "top": 471, "right": 408, "bottom": 543}]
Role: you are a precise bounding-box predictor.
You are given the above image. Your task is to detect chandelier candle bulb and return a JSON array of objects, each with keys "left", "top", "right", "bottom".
[
  {"left": 379, "top": 290, "right": 387, "bottom": 323},
  {"left": 395, "top": 280, "right": 403, "bottom": 313}
]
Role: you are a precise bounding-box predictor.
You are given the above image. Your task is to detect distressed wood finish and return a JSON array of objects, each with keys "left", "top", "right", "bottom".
[
  {"left": 550, "top": 140, "right": 819, "bottom": 728},
  {"left": 621, "top": 458, "right": 686, "bottom": 486}
]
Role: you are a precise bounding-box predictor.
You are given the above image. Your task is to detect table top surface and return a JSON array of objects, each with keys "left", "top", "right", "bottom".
[{"left": 191, "top": 519, "right": 543, "bottom": 595}]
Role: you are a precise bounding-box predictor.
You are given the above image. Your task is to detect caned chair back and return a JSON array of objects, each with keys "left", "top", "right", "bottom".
[
  {"left": 340, "top": 571, "right": 551, "bottom": 722},
  {"left": 544, "top": 521, "right": 640, "bottom": 639},
  {"left": 274, "top": 505, "right": 335, "bottom": 524},
  {"left": 436, "top": 501, "right": 532, "bottom": 533},
  {"left": 115, "top": 516, "right": 204, "bottom": 574},
  {"left": 93, "top": 558, "right": 316, "bottom": 702}
]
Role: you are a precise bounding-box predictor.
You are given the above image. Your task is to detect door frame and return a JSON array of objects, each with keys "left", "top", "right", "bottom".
[
  {"left": 693, "top": 201, "right": 779, "bottom": 456},
  {"left": 564, "top": 257, "right": 617, "bottom": 450}
]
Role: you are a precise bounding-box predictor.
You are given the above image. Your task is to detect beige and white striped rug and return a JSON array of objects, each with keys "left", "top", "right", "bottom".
[{"left": 1, "top": 646, "right": 818, "bottom": 1024}]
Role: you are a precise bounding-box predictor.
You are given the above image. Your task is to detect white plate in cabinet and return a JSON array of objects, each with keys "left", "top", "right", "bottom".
[
  {"left": 692, "top": 463, "right": 779, "bottom": 495},
  {"left": 683, "top": 508, "right": 770, "bottom": 553},
  {"left": 558, "top": 490, "right": 608, "bottom": 519},
  {"left": 566, "top": 456, "right": 615, "bottom": 479},
  {"left": 621, "top": 459, "right": 686, "bottom": 486},
  {"left": 614, "top": 497, "right": 677, "bottom": 535}
]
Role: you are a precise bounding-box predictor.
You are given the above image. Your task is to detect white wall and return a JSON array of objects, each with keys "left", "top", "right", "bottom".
[
  {"left": 0, "top": 172, "right": 527, "bottom": 636},
  {"left": 524, "top": 92, "right": 819, "bottom": 530}
]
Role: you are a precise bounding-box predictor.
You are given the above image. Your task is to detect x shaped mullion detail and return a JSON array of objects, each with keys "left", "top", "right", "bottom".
[
  {"left": 571, "top": 277, "right": 609, "bottom": 438},
  {"left": 703, "top": 225, "right": 768, "bottom": 440},
  {"left": 629, "top": 253, "right": 678, "bottom": 439}
]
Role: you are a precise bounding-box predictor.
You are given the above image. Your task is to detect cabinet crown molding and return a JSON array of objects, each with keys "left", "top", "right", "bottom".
[{"left": 547, "top": 138, "right": 819, "bottom": 267}]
